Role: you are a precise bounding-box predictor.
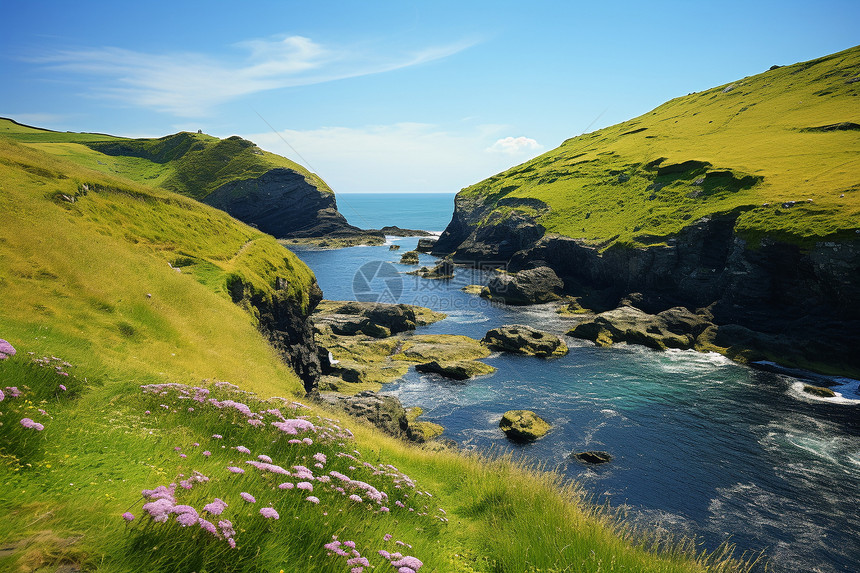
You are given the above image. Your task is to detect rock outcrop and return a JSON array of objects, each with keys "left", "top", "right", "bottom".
[
  {"left": 415, "top": 360, "right": 496, "bottom": 380},
  {"left": 399, "top": 251, "right": 420, "bottom": 265},
  {"left": 227, "top": 274, "right": 322, "bottom": 393},
  {"left": 204, "top": 168, "right": 372, "bottom": 239},
  {"left": 437, "top": 206, "right": 860, "bottom": 374},
  {"left": 484, "top": 266, "right": 563, "bottom": 304},
  {"left": 569, "top": 305, "right": 711, "bottom": 350},
  {"left": 318, "top": 391, "right": 412, "bottom": 439},
  {"left": 482, "top": 325, "right": 568, "bottom": 357},
  {"left": 499, "top": 410, "right": 551, "bottom": 442},
  {"left": 572, "top": 451, "right": 613, "bottom": 464}
]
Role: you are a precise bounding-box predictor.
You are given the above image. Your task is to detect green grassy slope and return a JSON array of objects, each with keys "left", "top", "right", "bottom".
[
  {"left": 461, "top": 45, "right": 860, "bottom": 247},
  {"left": 0, "top": 117, "right": 333, "bottom": 202},
  {"left": 0, "top": 135, "right": 314, "bottom": 395},
  {"left": 0, "top": 126, "right": 748, "bottom": 571}
]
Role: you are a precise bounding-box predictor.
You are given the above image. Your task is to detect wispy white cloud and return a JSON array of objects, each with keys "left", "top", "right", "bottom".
[
  {"left": 244, "top": 123, "right": 545, "bottom": 193},
  {"left": 31, "top": 35, "right": 477, "bottom": 117},
  {"left": 486, "top": 136, "right": 543, "bottom": 155}
]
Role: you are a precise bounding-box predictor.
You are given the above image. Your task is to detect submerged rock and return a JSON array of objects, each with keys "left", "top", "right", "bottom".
[
  {"left": 415, "top": 359, "right": 496, "bottom": 380},
  {"left": 484, "top": 266, "right": 563, "bottom": 305},
  {"left": 482, "top": 324, "right": 568, "bottom": 357},
  {"left": 499, "top": 410, "right": 551, "bottom": 442},
  {"left": 803, "top": 385, "right": 837, "bottom": 398},
  {"left": 572, "top": 451, "right": 613, "bottom": 464}
]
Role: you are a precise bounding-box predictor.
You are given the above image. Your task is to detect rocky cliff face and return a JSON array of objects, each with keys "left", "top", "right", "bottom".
[
  {"left": 227, "top": 272, "right": 323, "bottom": 393},
  {"left": 204, "top": 168, "right": 367, "bottom": 239},
  {"left": 435, "top": 206, "right": 860, "bottom": 374}
]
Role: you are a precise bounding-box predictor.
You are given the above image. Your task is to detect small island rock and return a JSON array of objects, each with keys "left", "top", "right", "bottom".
[
  {"left": 499, "top": 410, "right": 551, "bottom": 442},
  {"left": 572, "top": 451, "right": 613, "bottom": 464}
]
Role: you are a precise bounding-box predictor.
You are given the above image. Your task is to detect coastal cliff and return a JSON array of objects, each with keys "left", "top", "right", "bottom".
[
  {"left": 81, "top": 131, "right": 371, "bottom": 241},
  {"left": 434, "top": 46, "right": 860, "bottom": 375}
]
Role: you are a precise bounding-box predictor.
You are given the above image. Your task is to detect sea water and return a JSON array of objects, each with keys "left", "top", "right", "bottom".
[{"left": 289, "top": 194, "right": 860, "bottom": 573}]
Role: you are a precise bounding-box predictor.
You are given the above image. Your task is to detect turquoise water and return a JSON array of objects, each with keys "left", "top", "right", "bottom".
[
  {"left": 335, "top": 193, "right": 455, "bottom": 232},
  {"left": 289, "top": 196, "right": 860, "bottom": 573}
]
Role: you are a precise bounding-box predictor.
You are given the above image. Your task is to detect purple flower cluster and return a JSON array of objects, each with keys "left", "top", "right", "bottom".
[
  {"left": 20, "top": 417, "right": 44, "bottom": 431},
  {"left": 0, "top": 339, "right": 16, "bottom": 360}
]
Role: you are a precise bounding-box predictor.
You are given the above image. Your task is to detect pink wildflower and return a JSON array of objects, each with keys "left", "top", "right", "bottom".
[
  {"left": 203, "top": 498, "right": 228, "bottom": 515},
  {"left": 227, "top": 537, "right": 236, "bottom": 549},
  {"left": 306, "top": 496, "right": 320, "bottom": 504},
  {"left": 278, "top": 482, "right": 294, "bottom": 490},
  {"left": 0, "top": 339, "right": 16, "bottom": 359},
  {"left": 6, "top": 387, "right": 21, "bottom": 398},
  {"left": 347, "top": 557, "right": 370, "bottom": 567},
  {"left": 349, "top": 494, "right": 363, "bottom": 503},
  {"left": 176, "top": 512, "right": 199, "bottom": 527},
  {"left": 59, "top": 383, "right": 67, "bottom": 390},
  {"left": 142, "top": 498, "right": 174, "bottom": 522},
  {"left": 259, "top": 507, "right": 279, "bottom": 519},
  {"left": 122, "top": 512, "right": 135, "bottom": 521},
  {"left": 240, "top": 492, "right": 256, "bottom": 503},
  {"left": 297, "top": 481, "right": 313, "bottom": 492},
  {"left": 199, "top": 518, "right": 218, "bottom": 536},
  {"left": 303, "top": 437, "right": 313, "bottom": 445},
  {"left": 20, "top": 418, "right": 44, "bottom": 431},
  {"left": 235, "top": 445, "right": 251, "bottom": 454},
  {"left": 203, "top": 451, "right": 211, "bottom": 457},
  {"left": 227, "top": 466, "right": 245, "bottom": 474},
  {"left": 218, "top": 519, "right": 235, "bottom": 538},
  {"left": 378, "top": 550, "right": 392, "bottom": 559},
  {"left": 212, "top": 434, "right": 223, "bottom": 439},
  {"left": 391, "top": 556, "right": 423, "bottom": 571},
  {"left": 179, "top": 453, "right": 187, "bottom": 459},
  {"left": 144, "top": 410, "right": 151, "bottom": 415},
  {"left": 383, "top": 533, "right": 393, "bottom": 541},
  {"left": 257, "top": 454, "right": 272, "bottom": 463},
  {"left": 313, "top": 452, "right": 327, "bottom": 464}
]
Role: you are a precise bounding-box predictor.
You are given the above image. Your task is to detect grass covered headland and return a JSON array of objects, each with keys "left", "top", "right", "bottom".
[
  {"left": 456, "top": 45, "right": 860, "bottom": 247},
  {"left": 0, "top": 123, "right": 753, "bottom": 571}
]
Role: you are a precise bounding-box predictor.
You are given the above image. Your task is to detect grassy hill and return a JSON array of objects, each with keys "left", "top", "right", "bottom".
[
  {"left": 0, "top": 128, "right": 749, "bottom": 571},
  {"left": 459, "top": 45, "right": 860, "bottom": 248},
  {"left": 0, "top": 118, "right": 333, "bottom": 203}
]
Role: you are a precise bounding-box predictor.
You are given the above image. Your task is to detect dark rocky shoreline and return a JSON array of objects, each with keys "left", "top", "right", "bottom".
[{"left": 432, "top": 195, "right": 860, "bottom": 377}]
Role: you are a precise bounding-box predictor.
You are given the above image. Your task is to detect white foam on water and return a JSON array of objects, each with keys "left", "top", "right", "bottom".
[
  {"left": 443, "top": 310, "right": 490, "bottom": 324},
  {"left": 788, "top": 381, "right": 860, "bottom": 405}
]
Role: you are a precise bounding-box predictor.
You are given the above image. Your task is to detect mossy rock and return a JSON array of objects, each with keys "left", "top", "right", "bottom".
[
  {"left": 462, "top": 284, "right": 487, "bottom": 295},
  {"left": 394, "top": 334, "right": 491, "bottom": 363},
  {"left": 499, "top": 410, "right": 551, "bottom": 442},
  {"left": 803, "top": 384, "right": 837, "bottom": 398},
  {"left": 482, "top": 325, "right": 568, "bottom": 357},
  {"left": 400, "top": 250, "right": 420, "bottom": 264},
  {"left": 415, "top": 360, "right": 496, "bottom": 380},
  {"left": 409, "top": 421, "right": 445, "bottom": 443}
]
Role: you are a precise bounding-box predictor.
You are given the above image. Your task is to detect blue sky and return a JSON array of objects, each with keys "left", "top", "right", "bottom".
[{"left": 2, "top": 0, "right": 858, "bottom": 193}]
